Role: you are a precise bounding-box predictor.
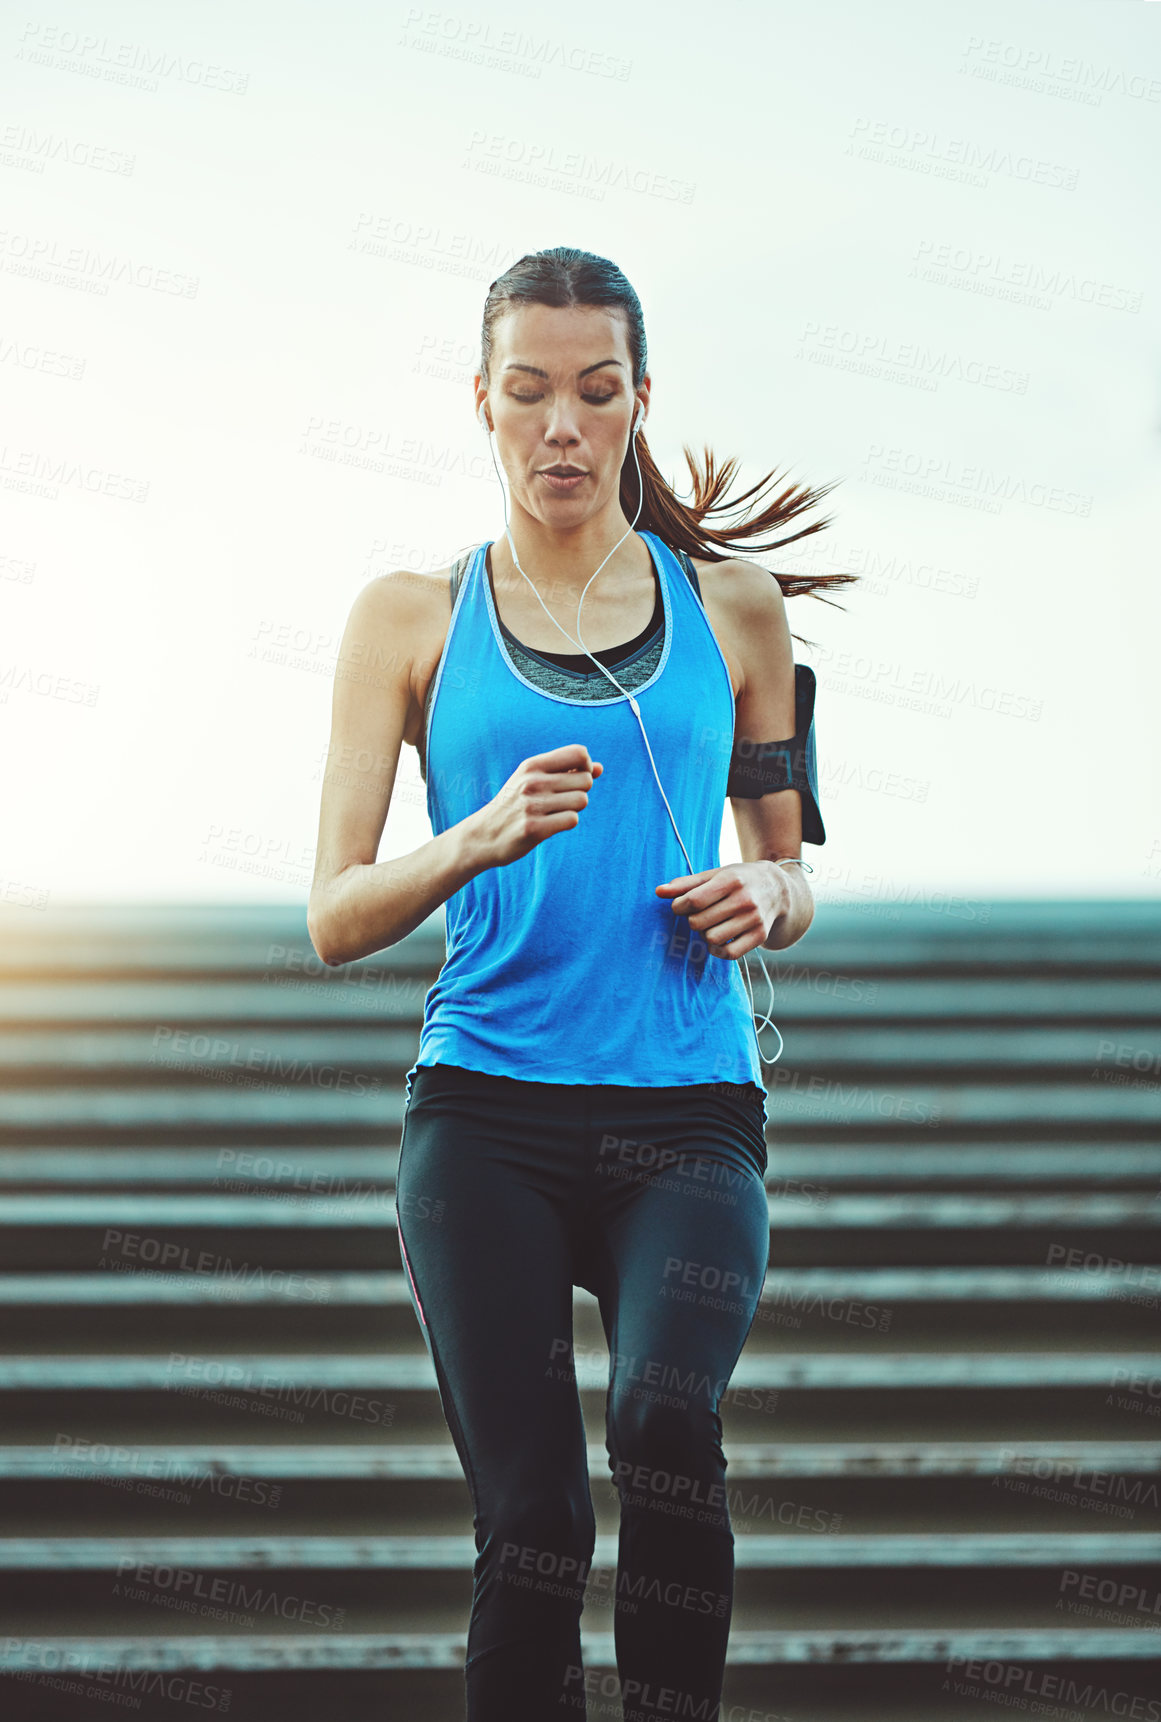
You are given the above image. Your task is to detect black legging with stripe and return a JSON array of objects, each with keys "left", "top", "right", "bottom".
[{"left": 395, "top": 1061, "right": 771, "bottom": 1722}]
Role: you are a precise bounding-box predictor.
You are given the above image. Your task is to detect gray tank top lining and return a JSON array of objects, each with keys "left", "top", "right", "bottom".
[{"left": 417, "top": 543, "right": 703, "bottom": 778}]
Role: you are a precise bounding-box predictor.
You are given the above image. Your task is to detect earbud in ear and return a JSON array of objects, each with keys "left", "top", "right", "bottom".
[
  {"left": 478, "top": 403, "right": 489, "bottom": 431},
  {"left": 633, "top": 405, "right": 644, "bottom": 436}
]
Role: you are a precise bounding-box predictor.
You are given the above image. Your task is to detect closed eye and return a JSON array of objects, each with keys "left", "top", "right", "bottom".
[{"left": 510, "top": 393, "right": 617, "bottom": 405}]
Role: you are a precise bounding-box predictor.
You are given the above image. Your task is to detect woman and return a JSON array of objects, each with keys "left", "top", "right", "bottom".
[{"left": 308, "top": 248, "right": 852, "bottom": 1722}]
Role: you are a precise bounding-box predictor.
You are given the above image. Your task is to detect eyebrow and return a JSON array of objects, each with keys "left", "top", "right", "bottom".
[{"left": 501, "top": 359, "right": 625, "bottom": 380}]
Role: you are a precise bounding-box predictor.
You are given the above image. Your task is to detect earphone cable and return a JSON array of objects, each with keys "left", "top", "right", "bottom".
[
  {"left": 481, "top": 404, "right": 784, "bottom": 1066},
  {"left": 483, "top": 409, "right": 691, "bottom": 866}
]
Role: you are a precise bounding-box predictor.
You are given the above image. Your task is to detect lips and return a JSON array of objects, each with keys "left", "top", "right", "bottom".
[{"left": 539, "top": 468, "right": 587, "bottom": 492}]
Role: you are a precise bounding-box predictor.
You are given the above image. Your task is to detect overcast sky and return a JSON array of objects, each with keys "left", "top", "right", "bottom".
[{"left": 2, "top": 0, "right": 1158, "bottom": 917}]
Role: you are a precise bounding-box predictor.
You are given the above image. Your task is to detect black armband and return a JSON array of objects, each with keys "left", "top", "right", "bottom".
[{"left": 726, "top": 663, "right": 825, "bottom": 844}]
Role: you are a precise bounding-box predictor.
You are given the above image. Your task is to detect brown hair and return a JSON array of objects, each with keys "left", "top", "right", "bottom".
[{"left": 479, "top": 246, "right": 858, "bottom": 620}]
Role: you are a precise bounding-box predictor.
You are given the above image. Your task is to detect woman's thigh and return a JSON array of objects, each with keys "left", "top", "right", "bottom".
[
  {"left": 396, "top": 1063, "right": 592, "bottom": 1491},
  {"left": 585, "top": 1082, "right": 771, "bottom": 1447}
]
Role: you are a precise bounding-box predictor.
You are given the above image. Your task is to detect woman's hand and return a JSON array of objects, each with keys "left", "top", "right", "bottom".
[
  {"left": 655, "top": 862, "right": 792, "bottom": 959},
  {"left": 471, "top": 743, "right": 603, "bottom": 869}
]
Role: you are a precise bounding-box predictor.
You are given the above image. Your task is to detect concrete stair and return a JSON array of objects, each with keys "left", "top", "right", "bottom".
[{"left": 0, "top": 899, "right": 1158, "bottom": 1718}]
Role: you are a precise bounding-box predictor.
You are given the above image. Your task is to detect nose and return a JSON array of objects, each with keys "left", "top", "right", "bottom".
[{"left": 542, "top": 398, "right": 583, "bottom": 451}]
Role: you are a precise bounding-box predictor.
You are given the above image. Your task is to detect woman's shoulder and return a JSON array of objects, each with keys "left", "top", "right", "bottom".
[
  {"left": 681, "top": 553, "right": 790, "bottom": 704},
  {"left": 352, "top": 551, "right": 474, "bottom": 632},
  {"left": 337, "top": 561, "right": 464, "bottom": 731},
  {"left": 688, "top": 553, "right": 787, "bottom": 617}
]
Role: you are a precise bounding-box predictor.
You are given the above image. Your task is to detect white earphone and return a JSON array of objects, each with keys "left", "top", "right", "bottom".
[{"left": 476, "top": 394, "right": 783, "bottom": 1065}]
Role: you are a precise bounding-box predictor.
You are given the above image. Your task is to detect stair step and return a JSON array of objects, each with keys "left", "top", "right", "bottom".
[
  {"left": 7, "top": 1027, "right": 1160, "bottom": 1070},
  {"left": 2, "top": 1193, "right": 1158, "bottom": 1226},
  {"left": 0, "top": 1273, "right": 406, "bottom": 1304},
  {"left": 2, "top": 1625, "right": 1158, "bottom": 1669},
  {"left": 0, "top": 1028, "right": 417, "bottom": 1073},
  {"left": 3, "top": 1531, "right": 1160, "bottom": 1569},
  {"left": 0, "top": 1196, "right": 392, "bottom": 1226},
  {"left": 4, "top": 1143, "right": 1161, "bottom": 1187},
  {"left": 0, "top": 1149, "right": 391, "bottom": 1186},
  {"left": 1, "top": 1267, "right": 1156, "bottom": 1305},
  {"left": 4, "top": 976, "right": 1160, "bottom": 1021},
  {"left": 0, "top": 981, "right": 425, "bottom": 1024},
  {"left": 771, "top": 1144, "right": 1161, "bottom": 1184},
  {"left": 0, "top": 1089, "right": 401, "bottom": 1129},
  {"left": 0, "top": 904, "right": 443, "bottom": 972},
  {"left": 0, "top": 1440, "right": 1157, "bottom": 1479},
  {"left": 5, "top": 1084, "right": 1161, "bottom": 1129},
  {"left": 2, "top": 898, "right": 1156, "bottom": 965},
  {"left": 0, "top": 1352, "right": 1156, "bottom": 1389}
]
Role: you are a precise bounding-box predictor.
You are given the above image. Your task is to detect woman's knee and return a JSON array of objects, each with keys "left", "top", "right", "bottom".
[
  {"left": 607, "top": 1390, "right": 726, "bottom": 1499},
  {"left": 485, "top": 1479, "right": 597, "bottom": 1577}
]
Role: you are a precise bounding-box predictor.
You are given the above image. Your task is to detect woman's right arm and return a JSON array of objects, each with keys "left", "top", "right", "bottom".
[{"left": 306, "top": 570, "right": 601, "bottom": 967}]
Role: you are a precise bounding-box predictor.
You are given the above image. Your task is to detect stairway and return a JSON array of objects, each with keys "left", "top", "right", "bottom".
[{"left": 0, "top": 899, "right": 1158, "bottom": 1720}]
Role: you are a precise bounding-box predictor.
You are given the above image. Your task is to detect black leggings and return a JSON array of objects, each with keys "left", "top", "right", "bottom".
[{"left": 395, "top": 1061, "right": 771, "bottom": 1722}]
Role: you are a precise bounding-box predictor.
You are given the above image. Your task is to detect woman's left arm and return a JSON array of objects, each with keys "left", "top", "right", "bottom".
[{"left": 656, "top": 560, "right": 815, "bottom": 956}]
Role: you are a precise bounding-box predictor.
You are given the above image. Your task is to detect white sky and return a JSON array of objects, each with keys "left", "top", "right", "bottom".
[{"left": 2, "top": 0, "right": 1159, "bottom": 914}]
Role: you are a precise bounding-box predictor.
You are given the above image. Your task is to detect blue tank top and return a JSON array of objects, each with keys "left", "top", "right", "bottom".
[{"left": 405, "top": 531, "right": 766, "bottom": 1100}]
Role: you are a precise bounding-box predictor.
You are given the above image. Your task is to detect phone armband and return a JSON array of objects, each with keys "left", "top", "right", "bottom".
[{"left": 726, "top": 662, "right": 825, "bottom": 845}]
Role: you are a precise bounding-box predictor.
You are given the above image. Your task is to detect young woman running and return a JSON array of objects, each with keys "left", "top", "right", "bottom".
[{"left": 308, "top": 248, "right": 851, "bottom": 1722}]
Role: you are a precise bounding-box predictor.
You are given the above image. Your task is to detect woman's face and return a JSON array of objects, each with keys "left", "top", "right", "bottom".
[{"left": 476, "top": 303, "right": 648, "bottom": 522}]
